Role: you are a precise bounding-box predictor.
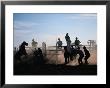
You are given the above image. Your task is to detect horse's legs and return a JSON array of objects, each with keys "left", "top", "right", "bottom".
[
  {"left": 65, "top": 57, "right": 67, "bottom": 64},
  {"left": 67, "top": 57, "right": 69, "bottom": 63}
]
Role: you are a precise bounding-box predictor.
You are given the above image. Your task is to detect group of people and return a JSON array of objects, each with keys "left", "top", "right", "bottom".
[
  {"left": 57, "top": 33, "right": 81, "bottom": 49},
  {"left": 64, "top": 33, "right": 90, "bottom": 65},
  {"left": 15, "top": 33, "right": 90, "bottom": 65},
  {"left": 64, "top": 45, "right": 90, "bottom": 65},
  {"left": 33, "top": 48, "right": 44, "bottom": 65},
  {"left": 14, "top": 41, "right": 44, "bottom": 64}
]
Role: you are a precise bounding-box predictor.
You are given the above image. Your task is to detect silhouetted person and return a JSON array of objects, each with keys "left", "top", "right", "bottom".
[
  {"left": 64, "top": 46, "right": 70, "bottom": 64},
  {"left": 19, "top": 41, "right": 28, "bottom": 55},
  {"left": 32, "top": 38, "right": 38, "bottom": 49},
  {"left": 57, "top": 38, "right": 63, "bottom": 48},
  {"left": 77, "top": 47, "right": 84, "bottom": 65},
  {"left": 33, "top": 48, "right": 39, "bottom": 65},
  {"left": 38, "top": 48, "right": 43, "bottom": 56},
  {"left": 34, "top": 48, "right": 44, "bottom": 65},
  {"left": 34, "top": 48, "right": 39, "bottom": 56},
  {"left": 65, "top": 33, "right": 71, "bottom": 42},
  {"left": 75, "top": 37, "right": 81, "bottom": 48},
  {"left": 65, "top": 33, "right": 71, "bottom": 53},
  {"left": 38, "top": 48, "right": 44, "bottom": 64},
  {"left": 83, "top": 46, "right": 90, "bottom": 64},
  {"left": 14, "top": 41, "right": 28, "bottom": 61}
]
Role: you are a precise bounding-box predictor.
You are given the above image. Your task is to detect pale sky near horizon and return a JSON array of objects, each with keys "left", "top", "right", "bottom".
[{"left": 14, "top": 13, "right": 97, "bottom": 48}]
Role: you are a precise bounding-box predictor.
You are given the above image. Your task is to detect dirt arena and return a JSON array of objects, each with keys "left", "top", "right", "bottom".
[
  {"left": 46, "top": 47, "right": 97, "bottom": 65},
  {"left": 14, "top": 47, "right": 97, "bottom": 75}
]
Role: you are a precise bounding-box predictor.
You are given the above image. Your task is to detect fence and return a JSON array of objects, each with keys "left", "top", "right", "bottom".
[{"left": 14, "top": 42, "right": 97, "bottom": 65}]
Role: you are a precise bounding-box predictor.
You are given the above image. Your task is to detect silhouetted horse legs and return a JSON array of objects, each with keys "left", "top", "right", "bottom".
[
  {"left": 64, "top": 52, "right": 70, "bottom": 64},
  {"left": 64, "top": 57, "right": 70, "bottom": 64},
  {"left": 70, "top": 50, "right": 78, "bottom": 61}
]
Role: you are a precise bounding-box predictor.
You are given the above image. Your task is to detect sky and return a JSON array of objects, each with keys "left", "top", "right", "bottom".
[{"left": 14, "top": 13, "right": 97, "bottom": 48}]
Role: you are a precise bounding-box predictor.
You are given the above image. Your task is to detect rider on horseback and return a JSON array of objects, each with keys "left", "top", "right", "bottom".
[{"left": 65, "top": 33, "right": 71, "bottom": 53}]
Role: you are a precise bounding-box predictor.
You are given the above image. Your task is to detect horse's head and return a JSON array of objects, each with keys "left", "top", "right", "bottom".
[{"left": 22, "top": 41, "right": 28, "bottom": 46}]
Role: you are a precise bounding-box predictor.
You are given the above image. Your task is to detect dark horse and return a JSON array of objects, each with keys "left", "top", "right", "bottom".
[
  {"left": 64, "top": 46, "right": 77, "bottom": 64},
  {"left": 14, "top": 41, "right": 28, "bottom": 62}
]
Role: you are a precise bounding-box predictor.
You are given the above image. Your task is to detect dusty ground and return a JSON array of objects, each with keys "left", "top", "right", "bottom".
[
  {"left": 18, "top": 47, "right": 97, "bottom": 66},
  {"left": 14, "top": 47, "right": 97, "bottom": 75},
  {"left": 46, "top": 48, "right": 97, "bottom": 65}
]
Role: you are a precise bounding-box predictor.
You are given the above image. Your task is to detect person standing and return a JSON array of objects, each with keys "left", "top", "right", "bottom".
[
  {"left": 77, "top": 47, "right": 84, "bottom": 65},
  {"left": 83, "top": 46, "right": 90, "bottom": 64}
]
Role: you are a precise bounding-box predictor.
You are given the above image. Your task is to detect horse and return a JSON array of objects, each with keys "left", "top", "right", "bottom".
[
  {"left": 64, "top": 46, "right": 78, "bottom": 64},
  {"left": 14, "top": 41, "right": 28, "bottom": 62},
  {"left": 70, "top": 46, "right": 78, "bottom": 60}
]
